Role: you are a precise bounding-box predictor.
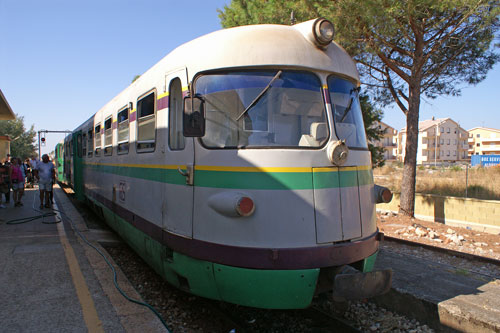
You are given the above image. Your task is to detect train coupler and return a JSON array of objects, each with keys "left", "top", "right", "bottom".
[{"left": 332, "top": 265, "right": 392, "bottom": 302}]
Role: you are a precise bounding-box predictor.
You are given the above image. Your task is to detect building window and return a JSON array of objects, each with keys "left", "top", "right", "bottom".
[
  {"left": 477, "top": 134, "right": 480, "bottom": 138},
  {"left": 441, "top": 150, "right": 444, "bottom": 156},
  {"left": 454, "top": 139, "right": 457, "bottom": 145},
  {"left": 447, "top": 150, "right": 450, "bottom": 156},
  {"left": 95, "top": 124, "right": 101, "bottom": 156},
  {"left": 476, "top": 143, "right": 480, "bottom": 147},
  {"left": 447, "top": 128, "right": 450, "bottom": 133},
  {"left": 440, "top": 127, "right": 444, "bottom": 133},
  {"left": 447, "top": 139, "right": 450, "bottom": 145},
  {"left": 117, "top": 107, "right": 130, "bottom": 155},
  {"left": 453, "top": 150, "right": 456, "bottom": 156},
  {"left": 137, "top": 91, "right": 156, "bottom": 152},
  {"left": 454, "top": 128, "right": 457, "bottom": 134},
  {"left": 440, "top": 139, "right": 444, "bottom": 145}
]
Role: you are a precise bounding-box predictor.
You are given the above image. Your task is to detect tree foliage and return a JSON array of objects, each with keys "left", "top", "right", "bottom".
[
  {"left": 0, "top": 114, "right": 37, "bottom": 160},
  {"left": 360, "top": 95, "right": 387, "bottom": 168},
  {"left": 219, "top": 0, "right": 500, "bottom": 216}
]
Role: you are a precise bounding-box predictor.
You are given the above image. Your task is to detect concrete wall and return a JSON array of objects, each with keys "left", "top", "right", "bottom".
[{"left": 378, "top": 193, "right": 500, "bottom": 234}]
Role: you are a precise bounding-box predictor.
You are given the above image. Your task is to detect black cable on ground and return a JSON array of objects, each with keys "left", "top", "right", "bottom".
[
  {"left": 55, "top": 206, "right": 172, "bottom": 332},
  {"left": 6, "top": 189, "right": 61, "bottom": 224},
  {"left": 6, "top": 187, "right": 172, "bottom": 332}
]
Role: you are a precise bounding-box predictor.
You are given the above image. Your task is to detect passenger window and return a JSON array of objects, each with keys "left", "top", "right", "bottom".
[
  {"left": 137, "top": 91, "right": 156, "bottom": 152},
  {"left": 82, "top": 133, "right": 87, "bottom": 157},
  {"left": 104, "top": 117, "right": 113, "bottom": 156},
  {"left": 168, "top": 78, "right": 185, "bottom": 150},
  {"left": 95, "top": 124, "right": 101, "bottom": 156},
  {"left": 77, "top": 134, "right": 83, "bottom": 158},
  {"left": 87, "top": 129, "right": 93, "bottom": 157},
  {"left": 117, "top": 107, "right": 130, "bottom": 154}
]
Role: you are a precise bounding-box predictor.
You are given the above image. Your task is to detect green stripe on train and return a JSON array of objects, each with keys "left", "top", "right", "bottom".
[{"left": 84, "top": 164, "right": 373, "bottom": 190}]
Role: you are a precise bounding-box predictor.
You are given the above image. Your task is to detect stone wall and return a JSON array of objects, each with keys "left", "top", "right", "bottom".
[{"left": 377, "top": 193, "right": 500, "bottom": 234}]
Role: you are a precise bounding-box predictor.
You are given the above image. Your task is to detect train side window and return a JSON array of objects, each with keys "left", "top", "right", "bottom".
[
  {"left": 82, "top": 133, "right": 87, "bottom": 157},
  {"left": 136, "top": 91, "right": 156, "bottom": 152},
  {"left": 95, "top": 124, "right": 101, "bottom": 156},
  {"left": 117, "top": 107, "right": 130, "bottom": 154},
  {"left": 104, "top": 117, "right": 113, "bottom": 156},
  {"left": 77, "top": 134, "right": 83, "bottom": 158},
  {"left": 70, "top": 140, "right": 73, "bottom": 156},
  {"left": 168, "top": 78, "right": 185, "bottom": 150},
  {"left": 87, "top": 129, "right": 93, "bottom": 157}
]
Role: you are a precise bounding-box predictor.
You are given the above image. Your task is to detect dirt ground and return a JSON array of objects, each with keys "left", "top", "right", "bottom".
[{"left": 377, "top": 212, "right": 500, "bottom": 260}]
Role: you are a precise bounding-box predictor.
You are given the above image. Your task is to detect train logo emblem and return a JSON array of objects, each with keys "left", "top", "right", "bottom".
[{"left": 118, "top": 181, "right": 126, "bottom": 202}]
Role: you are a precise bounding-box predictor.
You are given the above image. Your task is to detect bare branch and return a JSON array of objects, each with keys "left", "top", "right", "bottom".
[
  {"left": 394, "top": 16, "right": 416, "bottom": 44},
  {"left": 420, "top": 2, "right": 485, "bottom": 70},
  {"left": 369, "top": 29, "right": 415, "bottom": 59},
  {"left": 375, "top": 49, "right": 412, "bottom": 82},
  {"left": 385, "top": 67, "right": 408, "bottom": 115},
  {"left": 398, "top": 89, "right": 409, "bottom": 102}
]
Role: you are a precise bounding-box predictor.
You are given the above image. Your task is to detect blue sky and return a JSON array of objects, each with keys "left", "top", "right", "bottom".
[{"left": 1, "top": 0, "right": 499, "bottom": 156}]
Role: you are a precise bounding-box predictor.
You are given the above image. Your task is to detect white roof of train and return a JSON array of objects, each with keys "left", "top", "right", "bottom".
[
  {"left": 156, "top": 22, "right": 359, "bottom": 81},
  {"left": 92, "top": 20, "right": 359, "bottom": 122}
]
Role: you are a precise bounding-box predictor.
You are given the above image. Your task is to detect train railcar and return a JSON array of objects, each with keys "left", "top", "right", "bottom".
[
  {"left": 54, "top": 142, "right": 66, "bottom": 183},
  {"left": 60, "top": 18, "right": 392, "bottom": 309}
]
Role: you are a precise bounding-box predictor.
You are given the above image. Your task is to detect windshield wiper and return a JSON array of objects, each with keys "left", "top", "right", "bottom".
[
  {"left": 236, "top": 70, "right": 282, "bottom": 121},
  {"left": 339, "top": 97, "right": 354, "bottom": 122},
  {"left": 339, "top": 87, "right": 360, "bottom": 122}
]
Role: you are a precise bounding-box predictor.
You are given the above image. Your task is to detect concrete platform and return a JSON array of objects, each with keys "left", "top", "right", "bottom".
[
  {"left": 374, "top": 246, "right": 500, "bottom": 332},
  {"left": 0, "top": 186, "right": 166, "bottom": 332}
]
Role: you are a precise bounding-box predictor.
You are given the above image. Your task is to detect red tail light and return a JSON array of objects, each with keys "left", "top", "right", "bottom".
[{"left": 236, "top": 197, "right": 255, "bottom": 217}]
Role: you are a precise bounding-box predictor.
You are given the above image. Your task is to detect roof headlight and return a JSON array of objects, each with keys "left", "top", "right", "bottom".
[{"left": 313, "top": 18, "right": 335, "bottom": 46}]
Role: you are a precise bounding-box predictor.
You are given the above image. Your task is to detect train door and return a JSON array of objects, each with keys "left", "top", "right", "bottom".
[
  {"left": 72, "top": 131, "right": 84, "bottom": 201},
  {"left": 162, "top": 68, "right": 194, "bottom": 238}
]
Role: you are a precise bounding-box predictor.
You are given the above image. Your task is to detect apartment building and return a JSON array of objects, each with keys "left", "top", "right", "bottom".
[
  {"left": 468, "top": 127, "right": 500, "bottom": 156},
  {"left": 397, "top": 117, "right": 469, "bottom": 164},
  {"left": 372, "top": 121, "right": 397, "bottom": 160}
]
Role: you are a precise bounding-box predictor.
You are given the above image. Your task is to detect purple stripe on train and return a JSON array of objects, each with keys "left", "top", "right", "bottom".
[{"left": 157, "top": 96, "right": 169, "bottom": 110}]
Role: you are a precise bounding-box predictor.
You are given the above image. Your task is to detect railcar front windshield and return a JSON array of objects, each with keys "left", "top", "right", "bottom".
[
  {"left": 195, "top": 70, "right": 328, "bottom": 148},
  {"left": 328, "top": 77, "right": 368, "bottom": 148}
]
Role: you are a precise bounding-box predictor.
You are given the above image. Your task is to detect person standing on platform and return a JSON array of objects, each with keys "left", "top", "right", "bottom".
[
  {"left": 34, "top": 154, "right": 55, "bottom": 209},
  {"left": 29, "top": 155, "right": 38, "bottom": 170},
  {"left": 28, "top": 156, "right": 38, "bottom": 187},
  {"left": 10, "top": 157, "right": 25, "bottom": 207},
  {"left": 3, "top": 154, "right": 11, "bottom": 204},
  {"left": 0, "top": 163, "right": 9, "bottom": 208}
]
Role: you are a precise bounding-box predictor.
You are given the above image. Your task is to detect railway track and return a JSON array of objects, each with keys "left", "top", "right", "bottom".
[
  {"left": 384, "top": 235, "right": 500, "bottom": 266},
  {"left": 208, "top": 299, "right": 360, "bottom": 333}
]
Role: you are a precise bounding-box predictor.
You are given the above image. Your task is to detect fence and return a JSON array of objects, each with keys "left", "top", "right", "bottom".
[{"left": 377, "top": 193, "right": 500, "bottom": 234}]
